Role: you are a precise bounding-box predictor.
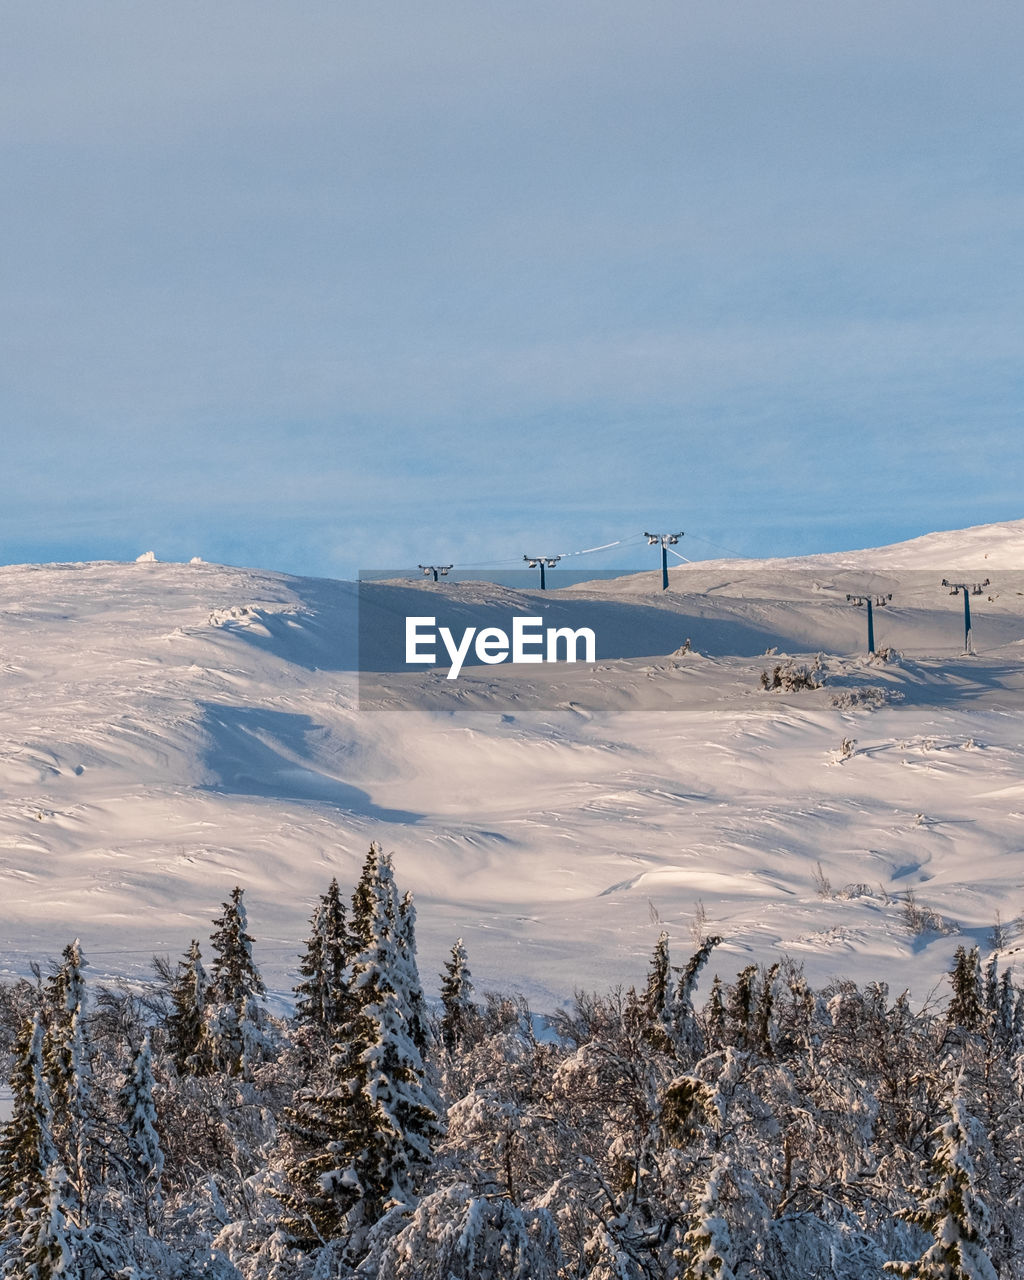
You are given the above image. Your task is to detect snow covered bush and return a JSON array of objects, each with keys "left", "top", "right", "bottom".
[{"left": 759, "top": 662, "right": 822, "bottom": 691}]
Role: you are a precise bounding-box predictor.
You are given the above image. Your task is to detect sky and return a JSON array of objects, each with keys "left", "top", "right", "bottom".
[{"left": 2, "top": 1, "right": 1022, "bottom": 579}]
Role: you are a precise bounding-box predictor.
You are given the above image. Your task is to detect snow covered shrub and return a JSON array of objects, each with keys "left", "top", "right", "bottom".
[
  {"left": 811, "top": 861, "right": 833, "bottom": 898},
  {"left": 759, "top": 662, "right": 822, "bottom": 691},
  {"left": 831, "top": 686, "right": 904, "bottom": 710},
  {"left": 902, "top": 888, "right": 958, "bottom": 938}
]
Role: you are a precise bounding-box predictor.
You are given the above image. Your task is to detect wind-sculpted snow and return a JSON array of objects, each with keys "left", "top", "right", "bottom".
[
  {"left": 200, "top": 703, "right": 422, "bottom": 822},
  {"left": 0, "top": 521, "right": 1021, "bottom": 1010}
]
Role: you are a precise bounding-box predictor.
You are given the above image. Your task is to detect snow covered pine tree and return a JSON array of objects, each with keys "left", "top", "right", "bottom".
[
  {"left": 280, "top": 847, "right": 440, "bottom": 1264},
  {"left": 204, "top": 887, "right": 272, "bottom": 1080},
  {"left": 885, "top": 1094, "right": 998, "bottom": 1280}
]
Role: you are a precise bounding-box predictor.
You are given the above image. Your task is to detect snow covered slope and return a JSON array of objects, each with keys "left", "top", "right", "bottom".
[{"left": 1, "top": 520, "right": 1023, "bottom": 1010}]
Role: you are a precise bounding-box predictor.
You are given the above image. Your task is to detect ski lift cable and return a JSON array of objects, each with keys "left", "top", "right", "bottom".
[
  {"left": 554, "top": 532, "right": 648, "bottom": 559},
  {"left": 681, "top": 532, "right": 750, "bottom": 559},
  {"left": 450, "top": 531, "right": 647, "bottom": 571}
]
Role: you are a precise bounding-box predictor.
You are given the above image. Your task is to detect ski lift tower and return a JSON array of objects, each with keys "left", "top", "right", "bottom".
[
  {"left": 846, "top": 593, "right": 891, "bottom": 655},
  {"left": 644, "top": 531, "right": 684, "bottom": 591},
  {"left": 418, "top": 565, "right": 452, "bottom": 583},
  {"left": 524, "top": 555, "right": 561, "bottom": 590},
  {"left": 941, "top": 579, "right": 990, "bottom": 654}
]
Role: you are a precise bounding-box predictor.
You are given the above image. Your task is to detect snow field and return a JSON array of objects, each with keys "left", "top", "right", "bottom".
[{"left": 0, "top": 521, "right": 1022, "bottom": 1011}]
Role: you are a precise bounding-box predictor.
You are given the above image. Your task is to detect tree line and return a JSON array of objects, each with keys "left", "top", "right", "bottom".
[{"left": 0, "top": 844, "right": 1017, "bottom": 1278}]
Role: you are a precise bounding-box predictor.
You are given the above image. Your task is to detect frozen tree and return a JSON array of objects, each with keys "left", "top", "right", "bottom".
[
  {"left": 349, "top": 844, "right": 383, "bottom": 952},
  {"left": 362, "top": 1182, "right": 562, "bottom": 1279},
  {"left": 281, "top": 850, "right": 440, "bottom": 1256},
  {"left": 396, "top": 891, "right": 429, "bottom": 1058},
  {"left": 725, "top": 965, "right": 758, "bottom": 1050},
  {"left": 995, "top": 967, "right": 1016, "bottom": 1044},
  {"left": 704, "top": 976, "right": 727, "bottom": 1050},
  {"left": 205, "top": 887, "right": 272, "bottom": 1080},
  {"left": 543, "top": 989, "right": 675, "bottom": 1274},
  {"left": 42, "top": 940, "right": 91, "bottom": 1213},
  {"left": 983, "top": 955, "right": 999, "bottom": 1021},
  {"left": 120, "top": 1031, "right": 164, "bottom": 1227},
  {"left": 332, "top": 854, "right": 440, "bottom": 1231},
  {"left": 0, "top": 1015, "right": 66, "bottom": 1276},
  {"left": 660, "top": 1048, "right": 799, "bottom": 1278},
  {"left": 439, "top": 938, "right": 476, "bottom": 1053},
  {"left": 294, "top": 877, "right": 349, "bottom": 1041},
  {"left": 167, "top": 938, "right": 209, "bottom": 1075},
  {"left": 676, "top": 1152, "right": 737, "bottom": 1280},
  {"left": 582, "top": 1221, "right": 650, "bottom": 1280},
  {"left": 947, "top": 947, "right": 985, "bottom": 1034},
  {"left": 669, "top": 935, "right": 722, "bottom": 1060},
  {"left": 445, "top": 1084, "right": 548, "bottom": 1209},
  {"left": 643, "top": 931, "right": 671, "bottom": 1025},
  {"left": 278, "top": 1079, "right": 351, "bottom": 1247},
  {"left": 885, "top": 1095, "right": 998, "bottom": 1280},
  {"left": 26, "top": 1166, "right": 77, "bottom": 1280},
  {"left": 0, "top": 1009, "right": 106, "bottom": 1279},
  {"left": 752, "top": 962, "right": 780, "bottom": 1057},
  {"left": 0, "top": 955, "right": 160, "bottom": 1280}
]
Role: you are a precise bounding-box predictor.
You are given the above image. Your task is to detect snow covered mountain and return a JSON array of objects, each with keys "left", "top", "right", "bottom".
[{"left": 1, "top": 519, "right": 1023, "bottom": 1010}]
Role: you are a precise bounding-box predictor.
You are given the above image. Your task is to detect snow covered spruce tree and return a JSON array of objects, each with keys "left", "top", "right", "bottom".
[
  {"left": 167, "top": 938, "right": 209, "bottom": 1076},
  {"left": 336, "top": 846, "right": 441, "bottom": 1228},
  {"left": 294, "top": 877, "right": 349, "bottom": 1044},
  {"left": 660, "top": 1046, "right": 795, "bottom": 1278},
  {"left": 120, "top": 1031, "right": 164, "bottom": 1230},
  {"left": 641, "top": 929, "right": 673, "bottom": 1050},
  {"left": 947, "top": 946, "right": 985, "bottom": 1034},
  {"left": 205, "top": 887, "right": 272, "bottom": 1080},
  {"left": 724, "top": 964, "right": 758, "bottom": 1051},
  {"left": 704, "top": 976, "right": 727, "bottom": 1050},
  {"left": 396, "top": 890, "right": 429, "bottom": 1059},
  {"left": 676, "top": 1152, "right": 737, "bottom": 1280},
  {"left": 279, "top": 847, "right": 441, "bottom": 1260},
  {"left": 41, "top": 940, "right": 93, "bottom": 1219},
  {"left": 885, "top": 1093, "right": 998, "bottom": 1280},
  {"left": 2, "top": 948, "right": 144, "bottom": 1279},
  {"left": 637, "top": 930, "right": 721, "bottom": 1058},
  {"left": 0, "top": 1013, "right": 74, "bottom": 1279},
  {"left": 669, "top": 934, "right": 723, "bottom": 1060},
  {"left": 439, "top": 937, "right": 477, "bottom": 1053}
]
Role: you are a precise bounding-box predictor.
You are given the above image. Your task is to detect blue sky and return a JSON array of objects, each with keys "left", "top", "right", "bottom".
[{"left": 2, "top": 2, "right": 1022, "bottom": 578}]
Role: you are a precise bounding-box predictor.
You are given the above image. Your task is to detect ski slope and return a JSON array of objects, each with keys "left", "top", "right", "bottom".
[{"left": 1, "top": 520, "right": 1023, "bottom": 1010}]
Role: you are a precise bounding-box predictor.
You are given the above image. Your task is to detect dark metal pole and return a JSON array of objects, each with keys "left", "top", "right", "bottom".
[
  {"left": 866, "top": 598, "right": 875, "bottom": 654},
  {"left": 661, "top": 544, "right": 668, "bottom": 591},
  {"left": 539, "top": 562, "right": 546, "bottom": 591},
  {"left": 963, "top": 592, "right": 972, "bottom": 651}
]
